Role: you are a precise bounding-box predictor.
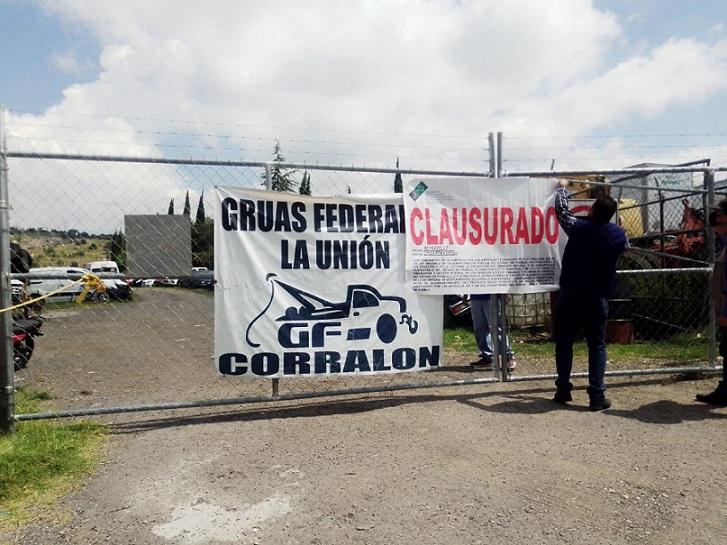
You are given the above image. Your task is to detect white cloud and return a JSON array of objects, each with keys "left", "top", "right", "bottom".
[
  {"left": 499, "top": 38, "right": 727, "bottom": 134},
  {"left": 49, "top": 51, "right": 83, "bottom": 74},
  {"left": 29, "top": 1, "right": 621, "bottom": 157},
  {"left": 6, "top": 0, "right": 727, "bottom": 231}
]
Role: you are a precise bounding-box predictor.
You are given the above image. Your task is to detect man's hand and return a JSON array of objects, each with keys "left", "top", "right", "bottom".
[
  {"left": 713, "top": 212, "right": 727, "bottom": 236},
  {"left": 554, "top": 179, "right": 576, "bottom": 234}
]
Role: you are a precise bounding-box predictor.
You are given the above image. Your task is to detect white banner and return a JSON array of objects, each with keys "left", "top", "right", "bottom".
[
  {"left": 404, "top": 177, "right": 566, "bottom": 294},
  {"left": 215, "top": 187, "right": 443, "bottom": 378}
]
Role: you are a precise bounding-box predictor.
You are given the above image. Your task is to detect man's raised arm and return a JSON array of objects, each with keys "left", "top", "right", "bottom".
[{"left": 554, "top": 180, "right": 576, "bottom": 235}]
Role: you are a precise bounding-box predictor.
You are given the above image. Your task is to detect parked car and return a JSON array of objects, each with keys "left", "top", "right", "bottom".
[
  {"left": 11, "top": 279, "right": 24, "bottom": 302},
  {"left": 179, "top": 270, "right": 214, "bottom": 289},
  {"left": 85, "top": 260, "right": 120, "bottom": 274},
  {"left": 106, "top": 279, "right": 133, "bottom": 300},
  {"left": 27, "top": 267, "right": 86, "bottom": 301},
  {"left": 28, "top": 266, "right": 132, "bottom": 302}
]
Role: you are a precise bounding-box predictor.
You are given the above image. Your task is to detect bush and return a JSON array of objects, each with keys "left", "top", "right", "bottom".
[{"left": 618, "top": 260, "right": 709, "bottom": 340}]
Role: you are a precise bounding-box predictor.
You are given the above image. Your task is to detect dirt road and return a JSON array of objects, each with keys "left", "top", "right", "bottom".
[{"left": 7, "top": 289, "right": 727, "bottom": 544}]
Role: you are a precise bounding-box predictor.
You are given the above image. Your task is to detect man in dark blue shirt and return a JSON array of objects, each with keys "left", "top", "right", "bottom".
[
  {"left": 696, "top": 200, "right": 727, "bottom": 406},
  {"left": 553, "top": 180, "right": 627, "bottom": 411}
]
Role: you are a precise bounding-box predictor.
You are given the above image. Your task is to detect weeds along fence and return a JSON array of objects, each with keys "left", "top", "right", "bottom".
[{"left": 1, "top": 140, "right": 726, "bottom": 426}]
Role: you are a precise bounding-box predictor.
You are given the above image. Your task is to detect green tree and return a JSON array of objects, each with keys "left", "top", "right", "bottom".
[
  {"left": 168, "top": 198, "right": 175, "bottom": 214},
  {"left": 262, "top": 140, "right": 298, "bottom": 192},
  {"left": 195, "top": 191, "right": 206, "bottom": 223},
  {"left": 183, "top": 191, "right": 191, "bottom": 216},
  {"left": 299, "top": 171, "right": 311, "bottom": 195},
  {"left": 394, "top": 157, "right": 403, "bottom": 193},
  {"left": 192, "top": 218, "right": 214, "bottom": 269},
  {"left": 106, "top": 231, "right": 127, "bottom": 271}
]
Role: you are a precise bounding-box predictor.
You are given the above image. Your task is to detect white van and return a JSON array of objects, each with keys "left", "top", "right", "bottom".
[
  {"left": 28, "top": 267, "right": 87, "bottom": 300},
  {"left": 85, "top": 260, "right": 120, "bottom": 274}
]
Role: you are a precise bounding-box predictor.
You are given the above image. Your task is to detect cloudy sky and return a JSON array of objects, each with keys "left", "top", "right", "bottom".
[{"left": 1, "top": 0, "right": 727, "bottom": 231}]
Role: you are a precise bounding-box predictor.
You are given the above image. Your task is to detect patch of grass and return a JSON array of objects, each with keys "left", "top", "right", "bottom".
[
  {"left": 16, "top": 389, "right": 53, "bottom": 409},
  {"left": 43, "top": 297, "right": 134, "bottom": 313},
  {"left": 606, "top": 340, "right": 707, "bottom": 362},
  {"left": 42, "top": 301, "right": 80, "bottom": 312},
  {"left": 443, "top": 327, "right": 480, "bottom": 354},
  {"left": 161, "top": 286, "right": 214, "bottom": 297},
  {"left": 18, "top": 236, "right": 108, "bottom": 268},
  {"left": 0, "top": 389, "right": 106, "bottom": 529},
  {"left": 444, "top": 326, "right": 708, "bottom": 363}
]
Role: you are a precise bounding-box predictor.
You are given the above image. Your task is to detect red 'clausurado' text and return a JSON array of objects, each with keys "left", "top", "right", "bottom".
[{"left": 409, "top": 207, "right": 560, "bottom": 246}]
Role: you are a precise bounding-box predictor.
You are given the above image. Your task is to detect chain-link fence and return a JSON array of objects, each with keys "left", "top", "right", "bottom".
[
  {"left": 2, "top": 129, "right": 725, "bottom": 426},
  {"left": 2, "top": 151, "right": 502, "bottom": 426},
  {"left": 500, "top": 167, "right": 722, "bottom": 383}
]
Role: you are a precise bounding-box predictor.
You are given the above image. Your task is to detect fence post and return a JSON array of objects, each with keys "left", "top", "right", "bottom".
[
  {"left": 0, "top": 105, "right": 14, "bottom": 433},
  {"left": 705, "top": 170, "right": 717, "bottom": 367},
  {"left": 496, "top": 131, "right": 513, "bottom": 380},
  {"left": 487, "top": 133, "right": 502, "bottom": 379},
  {"left": 496, "top": 131, "right": 503, "bottom": 179},
  {"left": 264, "top": 163, "right": 280, "bottom": 395},
  {"left": 264, "top": 163, "right": 273, "bottom": 191}
]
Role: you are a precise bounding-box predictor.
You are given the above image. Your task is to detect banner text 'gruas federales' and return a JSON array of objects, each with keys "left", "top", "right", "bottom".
[{"left": 221, "top": 198, "right": 406, "bottom": 270}]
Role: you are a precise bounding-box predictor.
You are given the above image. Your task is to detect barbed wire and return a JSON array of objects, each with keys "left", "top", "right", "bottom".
[
  {"left": 504, "top": 144, "right": 727, "bottom": 151},
  {"left": 6, "top": 123, "right": 487, "bottom": 153},
  {"left": 502, "top": 155, "right": 726, "bottom": 163},
  {"left": 12, "top": 110, "right": 727, "bottom": 145},
  {"left": 5, "top": 137, "right": 491, "bottom": 164},
  {"left": 9, "top": 109, "right": 489, "bottom": 141},
  {"left": 505, "top": 133, "right": 727, "bottom": 139}
]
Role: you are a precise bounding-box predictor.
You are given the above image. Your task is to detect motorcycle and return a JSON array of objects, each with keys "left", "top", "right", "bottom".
[
  {"left": 11, "top": 280, "right": 44, "bottom": 371},
  {"left": 13, "top": 315, "right": 44, "bottom": 370}
]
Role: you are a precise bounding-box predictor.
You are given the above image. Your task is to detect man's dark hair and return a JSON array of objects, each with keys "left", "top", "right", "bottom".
[
  {"left": 10, "top": 242, "right": 32, "bottom": 274},
  {"left": 708, "top": 198, "right": 727, "bottom": 227},
  {"left": 590, "top": 195, "right": 617, "bottom": 224}
]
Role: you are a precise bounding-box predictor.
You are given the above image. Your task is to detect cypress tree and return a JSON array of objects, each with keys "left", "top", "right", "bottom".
[
  {"left": 195, "top": 192, "right": 206, "bottom": 223},
  {"left": 183, "top": 190, "right": 191, "bottom": 216},
  {"left": 394, "top": 157, "right": 403, "bottom": 193},
  {"left": 299, "top": 172, "right": 311, "bottom": 195},
  {"left": 261, "top": 140, "right": 298, "bottom": 192}
]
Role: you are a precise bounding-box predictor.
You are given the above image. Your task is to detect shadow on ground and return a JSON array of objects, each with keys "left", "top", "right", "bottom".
[
  {"left": 108, "top": 377, "right": 726, "bottom": 435},
  {"left": 605, "top": 399, "right": 727, "bottom": 424}
]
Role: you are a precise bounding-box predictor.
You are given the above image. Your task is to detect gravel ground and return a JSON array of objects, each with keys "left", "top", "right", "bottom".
[{"left": 6, "top": 288, "right": 727, "bottom": 545}]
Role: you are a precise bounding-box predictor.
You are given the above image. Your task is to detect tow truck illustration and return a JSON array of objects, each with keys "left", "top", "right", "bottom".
[{"left": 245, "top": 274, "right": 419, "bottom": 348}]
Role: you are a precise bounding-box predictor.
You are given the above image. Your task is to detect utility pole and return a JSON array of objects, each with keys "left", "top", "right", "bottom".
[{"left": 0, "top": 105, "right": 15, "bottom": 433}]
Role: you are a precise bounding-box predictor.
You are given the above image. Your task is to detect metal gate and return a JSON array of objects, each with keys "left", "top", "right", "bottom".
[{"left": 2, "top": 115, "right": 725, "bottom": 429}]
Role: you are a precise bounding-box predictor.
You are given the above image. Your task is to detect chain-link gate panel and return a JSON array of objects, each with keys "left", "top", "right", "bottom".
[
  {"left": 5, "top": 152, "right": 722, "bottom": 419},
  {"left": 504, "top": 173, "right": 715, "bottom": 382},
  {"left": 9, "top": 157, "right": 501, "bottom": 416}
]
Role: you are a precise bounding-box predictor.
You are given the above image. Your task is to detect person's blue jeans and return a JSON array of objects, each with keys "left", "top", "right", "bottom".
[
  {"left": 720, "top": 327, "right": 727, "bottom": 382},
  {"left": 554, "top": 289, "right": 608, "bottom": 399},
  {"left": 471, "top": 296, "right": 514, "bottom": 362}
]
